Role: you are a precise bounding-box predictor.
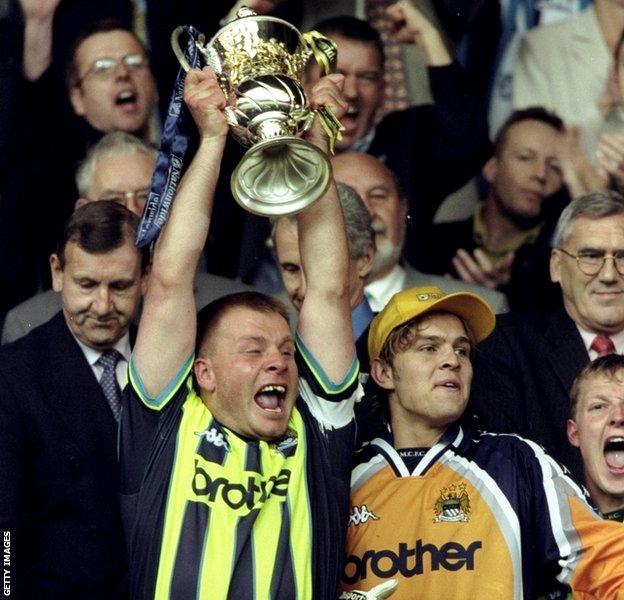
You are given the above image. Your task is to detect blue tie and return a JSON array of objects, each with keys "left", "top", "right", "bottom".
[{"left": 96, "top": 349, "right": 123, "bottom": 422}]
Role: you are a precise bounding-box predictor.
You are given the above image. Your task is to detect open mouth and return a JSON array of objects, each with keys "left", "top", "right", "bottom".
[
  {"left": 604, "top": 437, "right": 624, "bottom": 470},
  {"left": 116, "top": 90, "right": 138, "bottom": 107},
  {"left": 254, "top": 384, "right": 287, "bottom": 414}
]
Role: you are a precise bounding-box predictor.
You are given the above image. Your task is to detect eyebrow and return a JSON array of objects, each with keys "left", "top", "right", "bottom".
[{"left": 414, "top": 334, "right": 471, "bottom": 345}]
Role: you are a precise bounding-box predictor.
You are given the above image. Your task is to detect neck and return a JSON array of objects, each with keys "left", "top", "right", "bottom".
[
  {"left": 482, "top": 195, "right": 529, "bottom": 252},
  {"left": 390, "top": 405, "right": 446, "bottom": 449},
  {"left": 588, "top": 478, "right": 624, "bottom": 514},
  {"left": 596, "top": 0, "right": 624, "bottom": 53}
]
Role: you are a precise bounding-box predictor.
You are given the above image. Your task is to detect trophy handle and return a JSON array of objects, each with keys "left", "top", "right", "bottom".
[
  {"left": 301, "top": 31, "right": 338, "bottom": 76},
  {"left": 171, "top": 26, "right": 193, "bottom": 73}
]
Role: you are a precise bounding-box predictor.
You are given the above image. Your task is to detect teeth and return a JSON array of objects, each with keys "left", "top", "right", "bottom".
[
  {"left": 260, "top": 385, "right": 285, "bottom": 393},
  {"left": 118, "top": 90, "right": 134, "bottom": 100}
]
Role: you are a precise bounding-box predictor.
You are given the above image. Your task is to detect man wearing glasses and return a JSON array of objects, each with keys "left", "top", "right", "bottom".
[
  {"left": 13, "top": 17, "right": 159, "bottom": 303},
  {"left": 470, "top": 191, "right": 624, "bottom": 485}
]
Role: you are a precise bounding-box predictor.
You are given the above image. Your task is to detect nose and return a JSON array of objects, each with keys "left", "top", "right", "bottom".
[
  {"left": 114, "top": 59, "right": 131, "bottom": 79},
  {"left": 92, "top": 286, "right": 113, "bottom": 315},
  {"left": 265, "top": 346, "right": 288, "bottom": 373},
  {"left": 440, "top": 347, "right": 460, "bottom": 370},
  {"left": 598, "top": 255, "right": 619, "bottom": 282},
  {"left": 531, "top": 160, "right": 548, "bottom": 184},
  {"left": 610, "top": 403, "right": 624, "bottom": 426},
  {"left": 342, "top": 74, "right": 358, "bottom": 101},
  {"left": 295, "top": 271, "right": 307, "bottom": 305}
]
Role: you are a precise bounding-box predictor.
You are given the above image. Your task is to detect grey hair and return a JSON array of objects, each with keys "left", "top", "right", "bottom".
[
  {"left": 75, "top": 131, "right": 157, "bottom": 198},
  {"left": 553, "top": 190, "right": 624, "bottom": 248},
  {"left": 270, "top": 182, "right": 374, "bottom": 259}
]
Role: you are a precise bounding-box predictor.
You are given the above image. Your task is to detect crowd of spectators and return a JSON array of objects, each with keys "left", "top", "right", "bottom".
[{"left": 3, "top": 0, "right": 624, "bottom": 598}]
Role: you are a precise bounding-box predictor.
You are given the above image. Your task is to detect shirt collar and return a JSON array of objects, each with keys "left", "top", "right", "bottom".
[
  {"left": 74, "top": 331, "right": 132, "bottom": 367},
  {"left": 364, "top": 264, "right": 406, "bottom": 313},
  {"left": 577, "top": 324, "right": 624, "bottom": 358},
  {"left": 473, "top": 201, "right": 543, "bottom": 264},
  {"left": 350, "top": 125, "right": 377, "bottom": 153}
]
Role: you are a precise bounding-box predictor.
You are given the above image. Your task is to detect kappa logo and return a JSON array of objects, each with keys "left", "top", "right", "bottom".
[
  {"left": 433, "top": 482, "right": 471, "bottom": 523},
  {"left": 195, "top": 427, "right": 229, "bottom": 450},
  {"left": 348, "top": 504, "right": 380, "bottom": 526}
]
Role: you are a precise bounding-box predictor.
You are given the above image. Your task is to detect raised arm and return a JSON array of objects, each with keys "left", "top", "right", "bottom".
[
  {"left": 19, "top": 0, "right": 61, "bottom": 80},
  {"left": 296, "top": 74, "right": 354, "bottom": 383},
  {"left": 133, "top": 67, "right": 228, "bottom": 397},
  {"left": 386, "top": 0, "right": 452, "bottom": 67}
]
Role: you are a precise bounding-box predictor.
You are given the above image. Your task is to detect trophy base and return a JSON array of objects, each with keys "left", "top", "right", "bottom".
[{"left": 231, "top": 137, "right": 331, "bottom": 216}]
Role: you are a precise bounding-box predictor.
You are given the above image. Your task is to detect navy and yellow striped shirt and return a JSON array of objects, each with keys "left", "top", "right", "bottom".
[{"left": 120, "top": 336, "right": 359, "bottom": 600}]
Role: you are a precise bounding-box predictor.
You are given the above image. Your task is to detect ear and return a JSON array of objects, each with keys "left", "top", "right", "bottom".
[
  {"left": 194, "top": 356, "right": 216, "bottom": 393},
  {"left": 50, "top": 253, "right": 64, "bottom": 292},
  {"left": 371, "top": 358, "right": 395, "bottom": 391},
  {"left": 567, "top": 418, "right": 580, "bottom": 447},
  {"left": 482, "top": 156, "right": 498, "bottom": 184},
  {"left": 357, "top": 243, "right": 375, "bottom": 279},
  {"left": 550, "top": 248, "right": 561, "bottom": 284},
  {"left": 69, "top": 86, "right": 86, "bottom": 117},
  {"left": 140, "top": 266, "right": 150, "bottom": 296},
  {"left": 74, "top": 197, "right": 89, "bottom": 210}
]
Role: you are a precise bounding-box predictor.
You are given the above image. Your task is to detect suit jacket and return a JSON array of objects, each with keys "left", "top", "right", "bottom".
[
  {"left": 401, "top": 264, "right": 509, "bottom": 314},
  {"left": 513, "top": 6, "right": 610, "bottom": 128},
  {"left": 470, "top": 309, "right": 588, "bottom": 484},
  {"left": 2, "top": 273, "right": 254, "bottom": 345},
  {"left": 0, "top": 313, "right": 128, "bottom": 598}
]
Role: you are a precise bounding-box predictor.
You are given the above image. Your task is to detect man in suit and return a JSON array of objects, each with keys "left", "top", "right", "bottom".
[
  {"left": 308, "top": 2, "right": 490, "bottom": 268},
  {"left": 471, "top": 190, "right": 624, "bottom": 485},
  {"left": 272, "top": 182, "right": 375, "bottom": 369},
  {"left": 330, "top": 151, "right": 509, "bottom": 314},
  {"left": 0, "top": 201, "right": 149, "bottom": 598}
]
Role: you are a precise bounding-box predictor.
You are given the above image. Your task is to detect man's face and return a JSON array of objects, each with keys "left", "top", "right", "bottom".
[
  {"left": 274, "top": 218, "right": 368, "bottom": 311},
  {"left": 69, "top": 30, "right": 157, "bottom": 133},
  {"left": 551, "top": 215, "right": 624, "bottom": 334},
  {"left": 332, "top": 153, "right": 407, "bottom": 279},
  {"left": 485, "top": 119, "right": 563, "bottom": 223},
  {"left": 51, "top": 239, "right": 145, "bottom": 350},
  {"left": 84, "top": 151, "right": 155, "bottom": 215},
  {"left": 374, "top": 312, "right": 472, "bottom": 444},
  {"left": 568, "top": 370, "right": 624, "bottom": 511},
  {"left": 198, "top": 307, "right": 299, "bottom": 441},
  {"left": 306, "top": 35, "right": 384, "bottom": 150}
]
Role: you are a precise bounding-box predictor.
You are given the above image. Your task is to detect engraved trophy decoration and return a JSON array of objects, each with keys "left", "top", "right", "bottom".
[{"left": 171, "top": 8, "right": 342, "bottom": 216}]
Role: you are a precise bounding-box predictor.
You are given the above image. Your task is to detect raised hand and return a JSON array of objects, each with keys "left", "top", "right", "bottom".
[
  {"left": 305, "top": 73, "right": 348, "bottom": 153},
  {"left": 183, "top": 67, "right": 229, "bottom": 142},
  {"left": 451, "top": 248, "right": 514, "bottom": 289}
]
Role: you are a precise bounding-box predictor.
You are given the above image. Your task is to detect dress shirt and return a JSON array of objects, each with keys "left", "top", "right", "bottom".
[
  {"left": 364, "top": 264, "right": 406, "bottom": 313},
  {"left": 75, "top": 333, "right": 132, "bottom": 389},
  {"left": 577, "top": 325, "right": 624, "bottom": 361}
]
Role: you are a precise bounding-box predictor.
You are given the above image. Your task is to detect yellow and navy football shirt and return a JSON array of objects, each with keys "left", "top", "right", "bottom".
[
  {"left": 120, "top": 335, "right": 359, "bottom": 600},
  {"left": 341, "top": 424, "right": 624, "bottom": 599}
]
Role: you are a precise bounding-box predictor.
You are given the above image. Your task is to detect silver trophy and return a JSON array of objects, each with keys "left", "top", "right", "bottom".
[{"left": 171, "top": 8, "right": 341, "bottom": 216}]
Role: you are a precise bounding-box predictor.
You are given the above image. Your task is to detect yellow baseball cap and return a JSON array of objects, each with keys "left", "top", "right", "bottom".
[{"left": 368, "top": 285, "right": 496, "bottom": 361}]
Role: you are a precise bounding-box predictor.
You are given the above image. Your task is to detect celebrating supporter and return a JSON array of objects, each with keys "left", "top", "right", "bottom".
[{"left": 119, "top": 66, "right": 359, "bottom": 599}]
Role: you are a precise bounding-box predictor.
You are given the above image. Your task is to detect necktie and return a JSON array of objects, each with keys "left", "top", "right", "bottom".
[
  {"left": 591, "top": 335, "right": 616, "bottom": 357},
  {"left": 96, "top": 349, "right": 123, "bottom": 421},
  {"left": 365, "top": 0, "right": 410, "bottom": 117}
]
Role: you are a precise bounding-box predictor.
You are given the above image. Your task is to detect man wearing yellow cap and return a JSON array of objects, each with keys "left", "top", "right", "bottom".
[{"left": 340, "top": 285, "right": 624, "bottom": 600}]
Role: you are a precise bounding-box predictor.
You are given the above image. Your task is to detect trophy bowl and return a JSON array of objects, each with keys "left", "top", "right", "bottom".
[{"left": 172, "top": 9, "right": 338, "bottom": 216}]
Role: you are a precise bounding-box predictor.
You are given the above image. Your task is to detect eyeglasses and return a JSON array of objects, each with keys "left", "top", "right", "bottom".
[
  {"left": 76, "top": 53, "right": 148, "bottom": 86},
  {"left": 558, "top": 247, "right": 624, "bottom": 276},
  {"left": 97, "top": 188, "right": 150, "bottom": 210}
]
